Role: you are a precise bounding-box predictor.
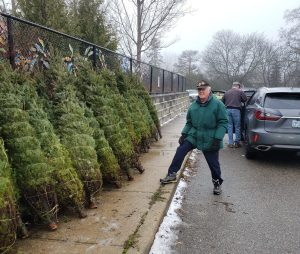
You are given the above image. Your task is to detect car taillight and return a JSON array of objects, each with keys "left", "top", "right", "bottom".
[
  {"left": 255, "top": 110, "right": 281, "bottom": 121},
  {"left": 253, "top": 133, "right": 259, "bottom": 143}
]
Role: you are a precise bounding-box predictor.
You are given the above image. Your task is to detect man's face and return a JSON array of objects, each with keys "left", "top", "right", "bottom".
[{"left": 197, "top": 86, "right": 210, "bottom": 101}]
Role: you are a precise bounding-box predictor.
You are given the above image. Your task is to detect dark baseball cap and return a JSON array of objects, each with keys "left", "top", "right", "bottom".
[{"left": 196, "top": 80, "right": 210, "bottom": 89}]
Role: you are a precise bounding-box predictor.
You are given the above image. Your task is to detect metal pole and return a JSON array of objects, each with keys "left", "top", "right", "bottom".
[
  {"left": 130, "top": 58, "right": 133, "bottom": 74},
  {"left": 162, "top": 70, "right": 165, "bottom": 94},
  {"left": 92, "top": 46, "right": 97, "bottom": 68},
  {"left": 149, "top": 66, "right": 153, "bottom": 94},
  {"left": 171, "top": 72, "right": 173, "bottom": 92},
  {"left": 6, "top": 17, "right": 15, "bottom": 69}
]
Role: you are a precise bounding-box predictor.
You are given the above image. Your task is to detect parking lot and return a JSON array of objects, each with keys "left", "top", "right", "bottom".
[{"left": 173, "top": 138, "right": 300, "bottom": 254}]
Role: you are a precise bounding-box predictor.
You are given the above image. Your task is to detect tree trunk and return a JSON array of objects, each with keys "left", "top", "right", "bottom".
[{"left": 136, "top": 0, "right": 142, "bottom": 63}]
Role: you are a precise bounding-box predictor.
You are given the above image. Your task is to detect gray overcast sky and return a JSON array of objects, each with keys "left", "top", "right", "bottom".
[{"left": 162, "top": 0, "right": 300, "bottom": 55}]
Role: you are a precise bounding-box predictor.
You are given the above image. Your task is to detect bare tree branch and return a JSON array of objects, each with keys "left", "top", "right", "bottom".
[
  {"left": 108, "top": 0, "right": 188, "bottom": 62},
  {"left": 202, "top": 30, "right": 269, "bottom": 87}
]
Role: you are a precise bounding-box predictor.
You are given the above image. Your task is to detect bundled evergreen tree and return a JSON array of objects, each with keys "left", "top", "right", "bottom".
[
  {"left": 0, "top": 63, "right": 58, "bottom": 230},
  {"left": 100, "top": 69, "right": 145, "bottom": 172},
  {"left": 84, "top": 105, "right": 122, "bottom": 187},
  {"left": 38, "top": 62, "right": 102, "bottom": 209},
  {"left": 115, "top": 70, "right": 156, "bottom": 152},
  {"left": 0, "top": 136, "right": 29, "bottom": 246},
  {"left": 0, "top": 138, "right": 18, "bottom": 253},
  {"left": 19, "top": 82, "right": 87, "bottom": 218},
  {"left": 74, "top": 63, "right": 144, "bottom": 180},
  {"left": 100, "top": 70, "right": 137, "bottom": 144},
  {"left": 129, "top": 74, "right": 162, "bottom": 139}
]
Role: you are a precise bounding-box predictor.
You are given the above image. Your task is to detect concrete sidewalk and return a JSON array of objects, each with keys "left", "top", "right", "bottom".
[{"left": 13, "top": 113, "right": 189, "bottom": 254}]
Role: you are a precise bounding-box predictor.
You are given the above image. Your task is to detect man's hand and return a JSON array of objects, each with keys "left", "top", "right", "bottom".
[
  {"left": 178, "top": 134, "right": 187, "bottom": 145},
  {"left": 210, "top": 138, "right": 221, "bottom": 151}
]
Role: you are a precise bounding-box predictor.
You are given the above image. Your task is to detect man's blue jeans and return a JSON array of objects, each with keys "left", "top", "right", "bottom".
[
  {"left": 167, "top": 140, "right": 223, "bottom": 184},
  {"left": 227, "top": 108, "right": 241, "bottom": 145}
]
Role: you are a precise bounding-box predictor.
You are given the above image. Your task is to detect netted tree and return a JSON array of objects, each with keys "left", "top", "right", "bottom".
[
  {"left": 115, "top": 69, "right": 156, "bottom": 152},
  {"left": 128, "top": 73, "right": 162, "bottom": 139},
  {"left": 18, "top": 82, "right": 87, "bottom": 218},
  {"left": 37, "top": 60, "right": 103, "bottom": 209},
  {"left": 73, "top": 63, "right": 144, "bottom": 180},
  {"left": 83, "top": 105, "right": 122, "bottom": 187},
  {"left": 0, "top": 137, "right": 28, "bottom": 250},
  {"left": 0, "top": 138, "right": 20, "bottom": 253},
  {"left": 0, "top": 63, "right": 58, "bottom": 231}
]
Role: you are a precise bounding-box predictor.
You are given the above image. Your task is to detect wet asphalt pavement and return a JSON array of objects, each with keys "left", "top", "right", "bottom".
[{"left": 173, "top": 142, "right": 300, "bottom": 254}]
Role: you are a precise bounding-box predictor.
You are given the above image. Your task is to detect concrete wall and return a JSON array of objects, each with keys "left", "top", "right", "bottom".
[{"left": 151, "top": 92, "right": 190, "bottom": 126}]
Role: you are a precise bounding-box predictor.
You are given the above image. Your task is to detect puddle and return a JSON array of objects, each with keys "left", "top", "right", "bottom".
[{"left": 215, "top": 201, "right": 236, "bottom": 213}]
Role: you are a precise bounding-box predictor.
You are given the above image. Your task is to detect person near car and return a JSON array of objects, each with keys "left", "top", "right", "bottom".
[
  {"left": 222, "top": 81, "right": 247, "bottom": 148},
  {"left": 160, "top": 80, "right": 228, "bottom": 195}
]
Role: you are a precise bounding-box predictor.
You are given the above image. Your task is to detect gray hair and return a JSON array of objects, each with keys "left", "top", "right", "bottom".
[{"left": 232, "top": 81, "right": 241, "bottom": 88}]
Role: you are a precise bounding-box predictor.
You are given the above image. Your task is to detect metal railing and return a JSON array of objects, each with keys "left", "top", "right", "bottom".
[{"left": 0, "top": 13, "right": 186, "bottom": 94}]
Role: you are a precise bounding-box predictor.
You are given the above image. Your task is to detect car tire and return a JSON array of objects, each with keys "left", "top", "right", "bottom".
[
  {"left": 244, "top": 128, "right": 256, "bottom": 159},
  {"left": 245, "top": 145, "right": 256, "bottom": 159}
]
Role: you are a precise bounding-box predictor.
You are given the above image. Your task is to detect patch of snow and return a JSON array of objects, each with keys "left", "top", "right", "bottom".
[
  {"left": 189, "top": 150, "right": 198, "bottom": 160},
  {"left": 183, "top": 167, "right": 191, "bottom": 177},
  {"left": 149, "top": 179, "right": 187, "bottom": 254}
]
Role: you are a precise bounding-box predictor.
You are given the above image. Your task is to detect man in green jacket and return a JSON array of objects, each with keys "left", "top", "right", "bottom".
[{"left": 160, "top": 80, "right": 228, "bottom": 195}]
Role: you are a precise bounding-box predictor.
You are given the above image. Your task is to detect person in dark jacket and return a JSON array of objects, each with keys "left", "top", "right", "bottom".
[
  {"left": 222, "top": 82, "right": 247, "bottom": 148},
  {"left": 160, "top": 80, "right": 228, "bottom": 195}
]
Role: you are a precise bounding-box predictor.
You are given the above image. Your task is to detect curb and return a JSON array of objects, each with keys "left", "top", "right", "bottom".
[{"left": 142, "top": 151, "right": 192, "bottom": 254}]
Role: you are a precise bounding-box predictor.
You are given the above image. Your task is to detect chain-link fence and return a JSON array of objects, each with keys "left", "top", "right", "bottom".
[{"left": 0, "top": 13, "right": 186, "bottom": 94}]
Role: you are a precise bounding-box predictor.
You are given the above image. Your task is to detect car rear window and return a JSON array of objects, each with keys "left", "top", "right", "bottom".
[
  {"left": 244, "top": 91, "right": 255, "bottom": 97},
  {"left": 264, "top": 93, "right": 300, "bottom": 109}
]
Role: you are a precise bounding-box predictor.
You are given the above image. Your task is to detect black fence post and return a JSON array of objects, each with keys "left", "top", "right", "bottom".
[
  {"left": 6, "top": 17, "right": 15, "bottom": 69},
  {"left": 92, "top": 45, "right": 97, "bottom": 68},
  {"left": 177, "top": 75, "right": 180, "bottom": 92},
  {"left": 162, "top": 70, "right": 165, "bottom": 94},
  {"left": 149, "top": 66, "right": 153, "bottom": 94},
  {"left": 171, "top": 72, "right": 173, "bottom": 92},
  {"left": 130, "top": 58, "right": 133, "bottom": 74}
]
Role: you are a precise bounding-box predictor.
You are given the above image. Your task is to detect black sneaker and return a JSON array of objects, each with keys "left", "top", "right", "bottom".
[
  {"left": 160, "top": 172, "right": 177, "bottom": 183},
  {"left": 212, "top": 179, "right": 222, "bottom": 195}
]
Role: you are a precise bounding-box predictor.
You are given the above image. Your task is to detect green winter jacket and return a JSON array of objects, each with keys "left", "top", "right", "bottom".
[{"left": 182, "top": 95, "right": 228, "bottom": 151}]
